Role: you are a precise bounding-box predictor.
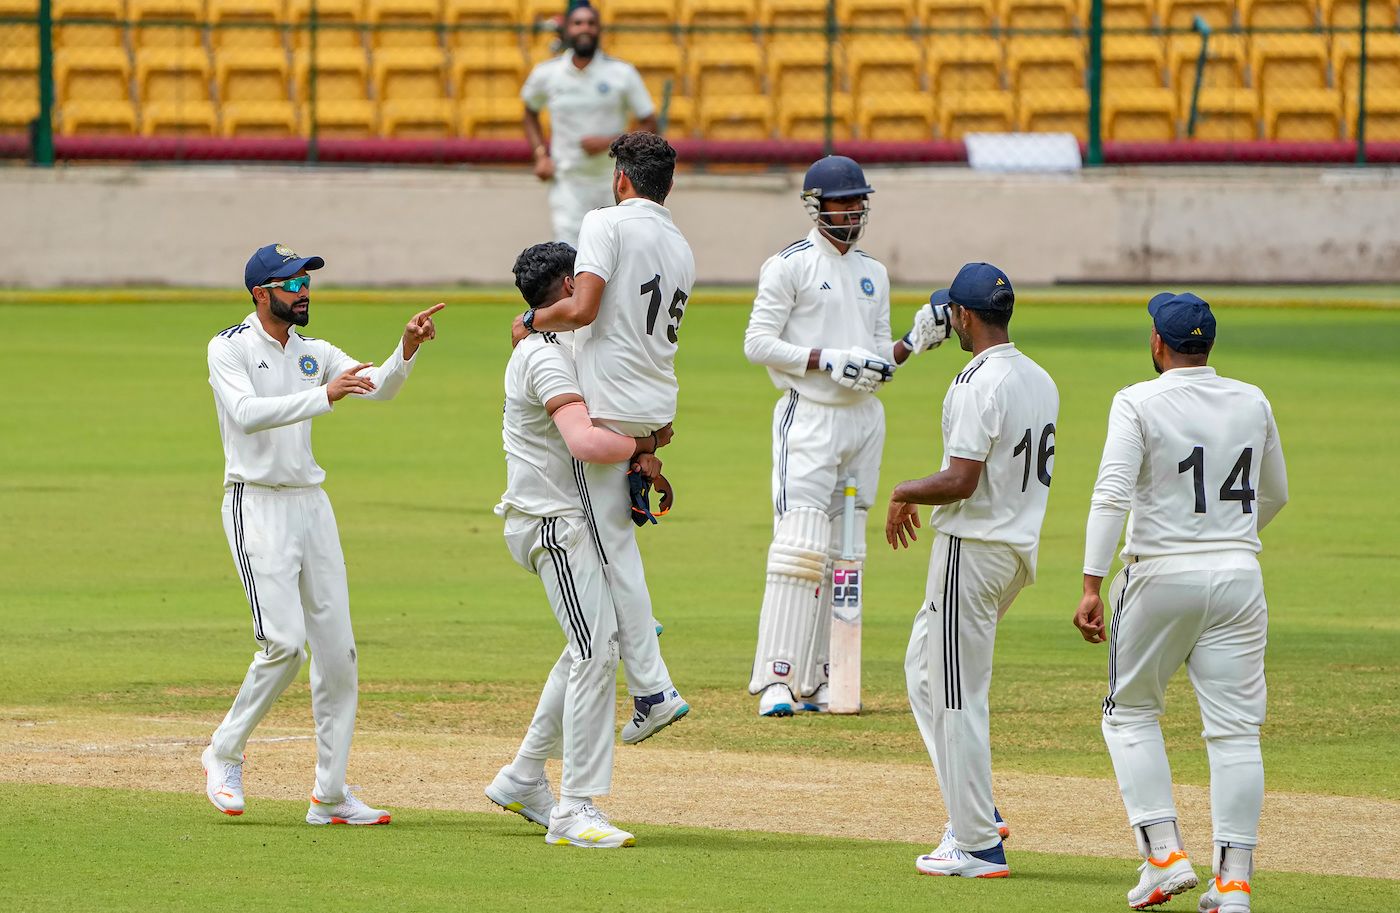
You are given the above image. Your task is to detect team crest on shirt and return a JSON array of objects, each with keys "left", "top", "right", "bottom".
[
  {"left": 598, "top": 82, "right": 611, "bottom": 94},
  {"left": 860, "top": 277, "right": 875, "bottom": 295},
  {"left": 298, "top": 354, "right": 319, "bottom": 377}
]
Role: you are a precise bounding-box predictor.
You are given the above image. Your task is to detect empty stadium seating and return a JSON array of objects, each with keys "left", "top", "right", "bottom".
[
  {"left": 130, "top": 0, "right": 203, "bottom": 49},
  {"left": 208, "top": 0, "right": 285, "bottom": 50},
  {"left": 1191, "top": 88, "right": 1260, "bottom": 140},
  {"left": 0, "top": 46, "right": 40, "bottom": 132},
  {"left": 920, "top": 0, "right": 994, "bottom": 31},
  {"left": 376, "top": 47, "right": 453, "bottom": 136},
  {"left": 939, "top": 89, "right": 1015, "bottom": 137},
  {"left": 1103, "top": 35, "right": 1166, "bottom": 89},
  {"left": 1104, "top": 87, "right": 1177, "bottom": 140},
  {"left": 1159, "top": 0, "right": 1233, "bottom": 30},
  {"left": 217, "top": 47, "right": 298, "bottom": 136},
  {"left": 138, "top": 46, "right": 218, "bottom": 134}
]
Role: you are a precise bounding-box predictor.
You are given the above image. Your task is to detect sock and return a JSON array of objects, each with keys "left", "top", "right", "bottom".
[
  {"left": 1143, "top": 819, "right": 1182, "bottom": 858},
  {"left": 559, "top": 794, "right": 590, "bottom": 815},
  {"left": 1219, "top": 844, "right": 1253, "bottom": 884},
  {"left": 508, "top": 754, "right": 546, "bottom": 782}
]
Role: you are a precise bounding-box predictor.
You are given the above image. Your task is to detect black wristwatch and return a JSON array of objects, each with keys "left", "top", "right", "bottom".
[{"left": 522, "top": 308, "right": 539, "bottom": 334}]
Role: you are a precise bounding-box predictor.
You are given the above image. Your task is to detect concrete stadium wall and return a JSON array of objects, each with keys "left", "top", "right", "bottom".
[{"left": 3, "top": 164, "right": 1399, "bottom": 288}]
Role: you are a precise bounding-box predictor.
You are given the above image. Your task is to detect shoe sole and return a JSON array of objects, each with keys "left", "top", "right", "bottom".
[
  {"left": 624, "top": 703, "right": 690, "bottom": 744},
  {"left": 306, "top": 814, "right": 392, "bottom": 826},
  {"left": 760, "top": 703, "right": 794, "bottom": 718},
  {"left": 202, "top": 764, "right": 244, "bottom": 816},
  {"left": 546, "top": 834, "right": 636, "bottom": 848},
  {"left": 484, "top": 785, "right": 549, "bottom": 828},
  {"left": 917, "top": 868, "right": 1010, "bottom": 879},
  {"left": 1130, "top": 873, "right": 1199, "bottom": 910}
]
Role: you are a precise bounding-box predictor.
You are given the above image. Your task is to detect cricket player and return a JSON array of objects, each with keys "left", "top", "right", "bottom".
[
  {"left": 522, "top": 0, "right": 657, "bottom": 246},
  {"left": 511, "top": 132, "right": 691, "bottom": 743},
  {"left": 743, "top": 154, "right": 952, "bottom": 717},
  {"left": 201, "top": 243, "right": 443, "bottom": 825},
  {"left": 889, "top": 262, "right": 1059, "bottom": 878},
  {"left": 1075, "top": 293, "right": 1288, "bottom": 913},
  {"left": 488, "top": 241, "right": 672, "bottom": 848}
]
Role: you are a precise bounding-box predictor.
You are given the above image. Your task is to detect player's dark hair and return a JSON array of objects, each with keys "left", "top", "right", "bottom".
[
  {"left": 611, "top": 132, "right": 676, "bottom": 204},
  {"left": 512, "top": 241, "right": 576, "bottom": 310},
  {"left": 969, "top": 288, "right": 1014, "bottom": 329}
]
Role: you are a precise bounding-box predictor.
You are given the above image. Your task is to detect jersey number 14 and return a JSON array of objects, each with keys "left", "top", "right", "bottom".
[
  {"left": 1178, "top": 446, "right": 1255, "bottom": 514},
  {"left": 640, "top": 274, "right": 688, "bottom": 344}
]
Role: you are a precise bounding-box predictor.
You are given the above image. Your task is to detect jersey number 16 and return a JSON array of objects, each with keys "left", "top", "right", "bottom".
[
  {"left": 1012, "top": 423, "right": 1056, "bottom": 492},
  {"left": 640, "top": 274, "right": 688, "bottom": 344}
]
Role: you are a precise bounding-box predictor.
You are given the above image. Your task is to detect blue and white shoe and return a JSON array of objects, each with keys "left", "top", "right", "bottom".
[
  {"left": 916, "top": 841, "right": 1010, "bottom": 878},
  {"left": 795, "top": 683, "right": 829, "bottom": 713},
  {"left": 621, "top": 689, "right": 689, "bottom": 744},
  {"left": 758, "top": 683, "right": 795, "bottom": 717}
]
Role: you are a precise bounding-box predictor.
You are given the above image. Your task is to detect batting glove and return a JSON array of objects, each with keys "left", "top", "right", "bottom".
[
  {"left": 902, "top": 300, "right": 952, "bottom": 354},
  {"left": 819, "top": 347, "right": 896, "bottom": 394}
]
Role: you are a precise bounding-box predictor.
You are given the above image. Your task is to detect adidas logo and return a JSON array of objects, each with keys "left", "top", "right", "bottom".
[
  {"left": 1191, "top": 327, "right": 1203, "bottom": 335},
  {"left": 820, "top": 281, "right": 832, "bottom": 290},
  {"left": 995, "top": 277, "right": 1006, "bottom": 286},
  {"left": 256, "top": 360, "right": 269, "bottom": 369}
]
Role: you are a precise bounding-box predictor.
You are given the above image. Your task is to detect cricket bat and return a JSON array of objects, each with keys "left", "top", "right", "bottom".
[{"left": 828, "top": 477, "right": 862, "bottom": 714}]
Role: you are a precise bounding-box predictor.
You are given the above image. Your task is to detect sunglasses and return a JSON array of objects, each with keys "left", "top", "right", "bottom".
[{"left": 260, "top": 275, "right": 312, "bottom": 293}]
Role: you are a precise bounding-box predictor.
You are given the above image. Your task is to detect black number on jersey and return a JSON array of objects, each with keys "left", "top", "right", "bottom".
[
  {"left": 640, "top": 274, "right": 688, "bottom": 344},
  {"left": 1013, "top": 423, "right": 1056, "bottom": 492},
  {"left": 1178, "top": 446, "right": 1255, "bottom": 514}
]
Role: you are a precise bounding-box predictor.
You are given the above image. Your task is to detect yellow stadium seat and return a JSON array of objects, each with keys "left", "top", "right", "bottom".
[
  {"left": 1168, "top": 34, "right": 1247, "bottom": 92},
  {"left": 458, "top": 93, "right": 521, "bottom": 135},
  {"left": 293, "top": 45, "right": 368, "bottom": 104},
  {"left": 1017, "top": 88, "right": 1087, "bottom": 138},
  {"left": 55, "top": 46, "right": 130, "bottom": 108},
  {"left": 209, "top": 0, "right": 286, "bottom": 50},
  {"left": 1344, "top": 87, "right": 1400, "bottom": 138},
  {"left": 938, "top": 89, "right": 1013, "bottom": 137},
  {"left": 626, "top": 42, "right": 684, "bottom": 103},
  {"left": 287, "top": 0, "right": 365, "bottom": 49},
  {"left": 998, "top": 0, "right": 1077, "bottom": 32},
  {"left": 760, "top": 0, "right": 828, "bottom": 49},
  {"left": 1322, "top": 0, "right": 1398, "bottom": 28},
  {"left": 1100, "top": 0, "right": 1154, "bottom": 29},
  {"left": 1007, "top": 35, "right": 1082, "bottom": 92},
  {"left": 0, "top": 0, "right": 38, "bottom": 51},
  {"left": 446, "top": 0, "right": 522, "bottom": 49},
  {"left": 374, "top": 47, "right": 452, "bottom": 136},
  {"left": 848, "top": 40, "right": 922, "bottom": 95},
  {"left": 300, "top": 99, "right": 376, "bottom": 134},
  {"left": 1241, "top": 0, "right": 1319, "bottom": 29},
  {"left": 658, "top": 93, "right": 694, "bottom": 136},
  {"left": 682, "top": 0, "right": 757, "bottom": 49},
  {"left": 919, "top": 0, "right": 994, "bottom": 31},
  {"left": 53, "top": 0, "right": 125, "bottom": 49},
  {"left": 62, "top": 98, "right": 139, "bottom": 131},
  {"left": 451, "top": 43, "right": 524, "bottom": 101},
  {"left": 216, "top": 46, "right": 299, "bottom": 135},
  {"left": 838, "top": 0, "right": 916, "bottom": 26},
  {"left": 220, "top": 100, "right": 297, "bottom": 134},
  {"left": 776, "top": 91, "right": 853, "bottom": 138},
  {"left": 1264, "top": 87, "right": 1340, "bottom": 138},
  {"left": 1190, "top": 87, "right": 1258, "bottom": 139},
  {"left": 602, "top": 0, "right": 676, "bottom": 51},
  {"left": 130, "top": 0, "right": 204, "bottom": 48},
  {"left": 689, "top": 42, "right": 762, "bottom": 96},
  {"left": 1103, "top": 35, "right": 1166, "bottom": 89},
  {"left": 0, "top": 47, "right": 39, "bottom": 132},
  {"left": 1104, "top": 86, "right": 1177, "bottom": 139},
  {"left": 858, "top": 90, "right": 932, "bottom": 138},
  {"left": 1335, "top": 33, "right": 1400, "bottom": 99},
  {"left": 1252, "top": 34, "right": 1329, "bottom": 94},
  {"left": 138, "top": 47, "right": 218, "bottom": 134},
  {"left": 368, "top": 0, "right": 442, "bottom": 48},
  {"left": 1158, "top": 0, "right": 1234, "bottom": 30},
  {"left": 928, "top": 35, "right": 1002, "bottom": 100},
  {"left": 699, "top": 94, "right": 771, "bottom": 139},
  {"left": 0, "top": 100, "right": 38, "bottom": 132},
  {"left": 768, "top": 41, "right": 837, "bottom": 98}
]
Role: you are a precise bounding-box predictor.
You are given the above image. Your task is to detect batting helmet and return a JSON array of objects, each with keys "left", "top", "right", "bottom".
[{"left": 800, "top": 155, "right": 874, "bottom": 245}]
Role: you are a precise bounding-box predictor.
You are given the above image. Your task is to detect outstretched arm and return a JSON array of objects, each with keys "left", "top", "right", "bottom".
[
  {"left": 326, "top": 303, "right": 444, "bottom": 402},
  {"left": 547, "top": 396, "right": 665, "bottom": 464}
]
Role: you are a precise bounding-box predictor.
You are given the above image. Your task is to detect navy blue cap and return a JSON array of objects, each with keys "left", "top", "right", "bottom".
[
  {"left": 949, "top": 262, "right": 1013, "bottom": 311},
  {"left": 1148, "top": 292, "right": 1216, "bottom": 351},
  {"left": 928, "top": 287, "right": 951, "bottom": 307},
  {"left": 244, "top": 243, "right": 325, "bottom": 292}
]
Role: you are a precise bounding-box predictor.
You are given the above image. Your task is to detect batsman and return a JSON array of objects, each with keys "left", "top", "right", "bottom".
[{"left": 742, "top": 156, "right": 952, "bottom": 717}]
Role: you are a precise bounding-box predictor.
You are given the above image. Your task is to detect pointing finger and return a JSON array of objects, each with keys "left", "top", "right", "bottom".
[{"left": 420, "top": 302, "right": 447, "bottom": 320}]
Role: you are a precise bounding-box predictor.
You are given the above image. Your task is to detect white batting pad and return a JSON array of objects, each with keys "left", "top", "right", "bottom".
[{"left": 750, "top": 508, "right": 830, "bottom": 694}]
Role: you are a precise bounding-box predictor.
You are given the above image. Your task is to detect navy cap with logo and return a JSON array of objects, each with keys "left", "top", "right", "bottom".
[
  {"left": 928, "top": 287, "right": 951, "bottom": 308},
  {"left": 948, "top": 262, "right": 1013, "bottom": 311},
  {"left": 244, "top": 243, "right": 325, "bottom": 292},
  {"left": 1148, "top": 291, "right": 1216, "bottom": 351}
]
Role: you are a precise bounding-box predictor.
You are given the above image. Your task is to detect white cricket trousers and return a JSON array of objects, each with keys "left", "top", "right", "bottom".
[
  {"left": 549, "top": 174, "right": 614, "bottom": 248},
  {"left": 905, "top": 533, "right": 1028, "bottom": 852},
  {"left": 771, "top": 390, "right": 884, "bottom": 517},
  {"left": 1101, "top": 550, "right": 1268, "bottom": 848},
  {"left": 210, "top": 483, "right": 358, "bottom": 805},
  {"left": 576, "top": 454, "right": 674, "bottom": 698},
  {"left": 504, "top": 511, "right": 620, "bottom": 798}
]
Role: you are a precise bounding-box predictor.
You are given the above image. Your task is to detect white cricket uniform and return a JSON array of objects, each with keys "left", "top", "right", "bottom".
[
  {"left": 571, "top": 197, "right": 694, "bottom": 698},
  {"left": 521, "top": 52, "right": 654, "bottom": 246},
  {"left": 905, "top": 342, "right": 1059, "bottom": 851},
  {"left": 206, "top": 312, "right": 416, "bottom": 805},
  {"left": 1085, "top": 366, "right": 1288, "bottom": 850},
  {"left": 496, "top": 333, "right": 620, "bottom": 798},
  {"left": 743, "top": 229, "right": 895, "bottom": 696}
]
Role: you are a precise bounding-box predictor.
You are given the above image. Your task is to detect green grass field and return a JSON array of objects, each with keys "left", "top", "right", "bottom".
[{"left": 1, "top": 290, "right": 1398, "bottom": 912}]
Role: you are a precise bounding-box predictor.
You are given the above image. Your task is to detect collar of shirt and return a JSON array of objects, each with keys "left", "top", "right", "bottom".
[
  {"left": 975, "top": 341, "right": 1018, "bottom": 359},
  {"left": 244, "top": 311, "right": 300, "bottom": 350},
  {"left": 1160, "top": 365, "right": 1218, "bottom": 379},
  {"left": 561, "top": 51, "right": 608, "bottom": 75},
  {"left": 619, "top": 197, "right": 672, "bottom": 220},
  {"left": 808, "top": 226, "right": 854, "bottom": 258}
]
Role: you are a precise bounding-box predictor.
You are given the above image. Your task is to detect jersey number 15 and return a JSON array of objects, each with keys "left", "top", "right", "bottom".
[{"left": 640, "top": 274, "right": 688, "bottom": 344}]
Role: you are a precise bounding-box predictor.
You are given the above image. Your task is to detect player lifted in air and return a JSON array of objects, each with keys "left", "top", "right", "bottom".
[
  {"left": 512, "top": 132, "right": 691, "bottom": 743},
  {"left": 202, "top": 243, "right": 443, "bottom": 826},
  {"left": 489, "top": 242, "right": 672, "bottom": 849},
  {"left": 889, "top": 262, "right": 1058, "bottom": 878},
  {"left": 743, "top": 155, "right": 952, "bottom": 718},
  {"left": 1074, "top": 294, "right": 1288, "bottom": 913}
]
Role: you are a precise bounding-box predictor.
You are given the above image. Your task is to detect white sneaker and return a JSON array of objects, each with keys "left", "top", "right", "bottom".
[
  {"left": 1198, "top": 876, "right": 1251, "bottom": 913},
  {"left": 621, "top": 688, "right": 689, "bottom": 744},
  {"left": 484, "top": 765, "right": 555, "bottom": 828},
  {"left": 1128, "top": 851, "right": 1199, "bottom": 909},
  {"left": 796, "top": 683, "right": 829, "bottom": 713},
  {"left": 758, "top": 683, "right": 795, "bottom": 717},
  {"left": 305, "top": 788, "right": 391, "bottom": 826},
  {"left": 915, "top": 842, "right": 1010, "bottom": 878},
  {"left": 201, "top": 745, "right": 244, "bottom": 816},
  {"left": 545, "top": 802, "right": 636, "bottom": 848}
]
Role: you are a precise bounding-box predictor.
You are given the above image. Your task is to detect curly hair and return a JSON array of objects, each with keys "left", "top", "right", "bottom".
[
  {"left": 610, "top": 132, "right": 677, "bottom": 204},
  {"left": 512, "top": 241, "right": 576, "bottom": 310}
]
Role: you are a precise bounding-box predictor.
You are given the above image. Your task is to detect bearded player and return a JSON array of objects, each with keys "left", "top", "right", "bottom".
[{"left": 742, "top": 155, "right": 952, "bottom": 717}]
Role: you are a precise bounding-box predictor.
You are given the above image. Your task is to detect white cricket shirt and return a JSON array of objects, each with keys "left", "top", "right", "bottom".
[
  {"left": 496, "top": 333, "right": 587, "bottom": 519},
  {"left": 1083, "top": 366, "right": 1288, "bottom": 576},
  {"left": 928, "top": 343, "right": 1060, "bottom": 580},
  {"left": 573, "top": 197, "right": 695, "bottom": 427},
  {"left": 743, "top": 228, "right": 895, "bottom": 407},
  {"left": 521, "top": 52, "right": 654, "bottom": 179},
  {"left": 207, "top": 312, "right": 416, "bottom": 488}
]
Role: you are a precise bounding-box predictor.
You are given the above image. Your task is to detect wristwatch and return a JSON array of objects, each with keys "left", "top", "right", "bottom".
[{"left": 522, "top": 308, "right": 539, "bottom": 334}]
